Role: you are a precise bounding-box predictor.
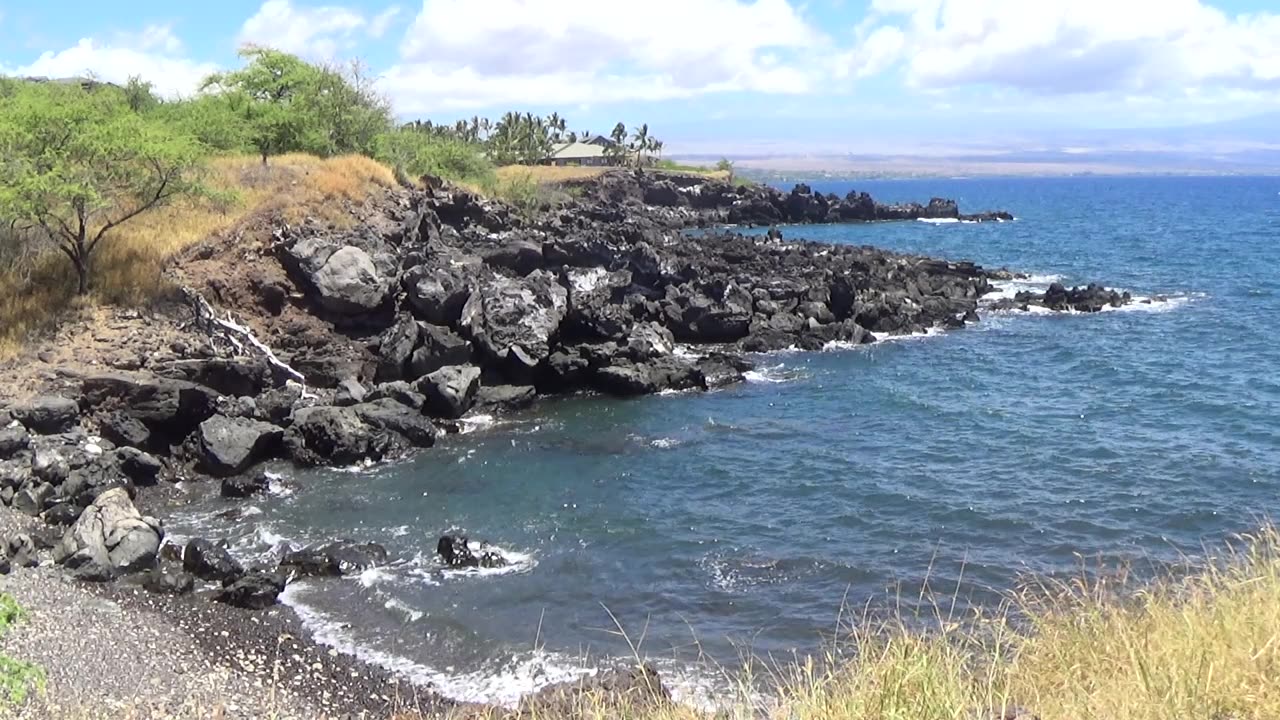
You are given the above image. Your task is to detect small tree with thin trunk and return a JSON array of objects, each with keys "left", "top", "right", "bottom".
[{"left": 0, "top": 82, "right": 207, "bottom": 294}]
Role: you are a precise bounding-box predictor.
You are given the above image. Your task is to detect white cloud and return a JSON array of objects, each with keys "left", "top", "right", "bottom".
[
  {"left": 845, "top": 0, "right": 1280, "bottom": 95},
  {"left": 384, "top": 0, "right": 824, "bottom": 110},
  {"left": 238, "top": 0, "right": 401, "bottom": 58},
  {"left": 5, "top": 24, "right": 217, "bottom": 97}
]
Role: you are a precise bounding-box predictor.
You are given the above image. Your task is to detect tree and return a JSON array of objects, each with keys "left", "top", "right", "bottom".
[
  {"left": 122, "top": 75, "right": 159, "bottom": 114},
  {"left": 200, "top": 47, "right": 392, "bottom": 163},
  {"left": 606, "top": 123, "right": 629, "bottom": 165},
  {"left": 0, "top": 83, "right": 208, "bottom": 294},
  {"left": 715, "top": 157, "right": 735, "bottom": 182}
]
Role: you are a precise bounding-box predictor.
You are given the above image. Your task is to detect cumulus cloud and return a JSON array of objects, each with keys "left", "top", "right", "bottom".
[
  {"left": 384, "top": 0, "right": 824, "bottom": 110},
  {"left": 844, "top": 0, "right": 1280, "bottom": 94},
  {"left": 5, "top": 24, "right": 217, "bottom": 97},
  {"left": 238, "top": 0, "right": 402, "bottom": 57}
]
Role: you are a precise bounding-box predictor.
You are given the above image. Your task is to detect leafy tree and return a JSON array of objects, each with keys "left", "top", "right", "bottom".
[
  {"left": 200, "top": 47, "right": 392, "bottom": 163},
  {"left": 122, "top": 75, "right": 159, "bottom": 114},
  {"left": 373, "top": 128, "right": 494, "bottom": 186},
  {"left": 150, "top": 95, "right": 254, "bottom": 153},
  {"left": 0, "top": 83, "right": 208, "bottom": 294}
]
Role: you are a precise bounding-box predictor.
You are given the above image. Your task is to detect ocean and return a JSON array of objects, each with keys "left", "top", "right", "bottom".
[{"left": 169, "top": 176, "right": 1280, "bottom": 705}]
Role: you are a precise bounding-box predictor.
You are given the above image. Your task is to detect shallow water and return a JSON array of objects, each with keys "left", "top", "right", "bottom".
[{"left": 169, "top": 176, "right": 1280, "bottom": 704}]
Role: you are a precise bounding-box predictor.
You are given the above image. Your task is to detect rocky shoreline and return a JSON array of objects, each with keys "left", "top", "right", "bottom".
[{"left": 0, "top": 169, "right": 1135, "bottom": 714}]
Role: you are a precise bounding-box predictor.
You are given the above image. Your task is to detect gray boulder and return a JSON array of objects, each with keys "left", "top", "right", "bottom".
[
  {"left": 403, "top": 265, "right": 473, "bottom": 325},
  {"left": 460, "top": 270, "right": 568, "bottom": 370},
  {"left": 96, "top": 411, "right": 152, "bottom": 449},
  {"left": 12, "top": 396, "right": 79, "bottom": 434},
  {"left": 81, "top": 373, "right": 220, "bottom": 445},
  {"left": 407, "top": 324, "right": 473, "bottom": 379},
  {"left": 0, "top": 426, "right": 30, "bottom": 460},
  {"left": 353, "top": 399, "right": 438, "bottom": 447},
  {"left": 294, "top": 242, "right": 392, "bottom": 314},
  {"left": 364, "top": 381, "right": 426, "bottom": 411},
  {"left": 334, "top": 377, "right": 367, "bottom": 407},
  {"left": 12, "top": 483, "right": 53, "bottom": 517},
  {"left": 217, "top": 570, "right": 286, "bottom": 610},
  {"left": 284, "top": 406, "right": 373, "bottom": 466},
  {"left": 419, "top": 365, "right": 482, "bottom": 419},
  {"left": 116, "top": 447, "right": 162, "bottom": 485},
  {"left": 182, "top": 538, "right": 243, "bottom": 583},
  {"left": 197, "top": 415, "right": 284, "bottom": 477},
  {"left": 375, "top": 314, "right": 420, "bottom": 382},
  {"left": 57, "top": 487, "right": 162, "bottom": 576},
  {"left": 142, "top": 569, "right": 195, "bottom": 595}
]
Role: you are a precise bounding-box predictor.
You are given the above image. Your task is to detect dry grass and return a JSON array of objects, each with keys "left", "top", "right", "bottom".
[
  {"left": 0, "top": 153, "right": 396, "bottom": 358},
  {"left": 444, "top": 527, "right": 1280, "bottom": 720},
  {"left": 495, "top": 165, "right": 613, "bottom": 184}
]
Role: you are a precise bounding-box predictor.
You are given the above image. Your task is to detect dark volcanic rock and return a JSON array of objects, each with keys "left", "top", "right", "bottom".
[
  {"left": 142, "top": 569, "right": 195, "bottom": 595},
  {"left": 216, "top": 570, "right": 286, "bottom": 610},
  {"left": 284, "top": 406, "right": 375, "bottom": 466},
  {"left": 221, "top": 472, "right": 270, "bottom": 499},
  {"left": 419, "top": 365, "right": 482, "bottom": 419},
  {"left": 408, "top": 323, "right": 473, "bottom": 379},
  {"left": 12, "top": 396, "right": 79, "bottom": 434},
  {"left": 436, "top": 534, "right": 507, "bottom": 569},
  {"left": 460, "top": 270, "right": 568, "bottom": 372},
  {"left": 0, "top": 426, "right": 31, "bottom": 459},
  {"left": 197, "top": 415, "right": 284, "bottom": 477},
  {"left": 115, "top": 447, "right": 163, "bottom": 486},
  {"left": 182, "top": 538, "right": 244, "bottom": 584},
  {"left": 281, "top": 540, "right": 389, "bottom": 578},
  {"left": 81, "top": 373, "right": 220, "bottom": 446},
  {"left": 353, "top": 399, "right": 438, "bottom": 447}
]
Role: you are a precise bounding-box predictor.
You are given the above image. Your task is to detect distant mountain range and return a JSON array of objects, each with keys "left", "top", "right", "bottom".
[{"left": 679, "top": 113, "right": 1280, "bottom": 177}]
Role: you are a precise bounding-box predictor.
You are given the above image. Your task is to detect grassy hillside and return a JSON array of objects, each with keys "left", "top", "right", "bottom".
[{"left": 0, "top": 153, "right": 395, "bottom": 357}]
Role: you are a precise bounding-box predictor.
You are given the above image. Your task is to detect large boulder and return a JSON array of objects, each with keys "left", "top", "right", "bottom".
[
  {"left": 182, "top": 538, "right": 243, "bottom": 583},
  {"left": 403, "top": 265, "right": 473, "bottom": 325},
  {"left": 353, "top": 399, "right": 438, "bottom": 447},
  {"left": 196, "top": 415, "right": 284, "bottom": 477},
  {"left": 419, "top": 365, "right": 482, "bottom": 419},
  {"left": 216, "top": 570, "right": 286, "bottom": 610},
  {"left": 284, "top": 406, "right": 374, "bottom": 466},
  {"left": 11, "top": 397, "right": 79, "bottom": 435},
  {"left": 374, "top": 314, "right": 421, "bottom": 382},
  {"left": 81, "top": 374, "right": 220, "bottom": 446},
  {"left": 407, "top": 324, "right": 473, "bottom": 379},
  {"left": 460, "top": 270, "right": 568, "bottom": 373},
  {"left": 483, "top": 240, "right": 544, "bottom": 276},
  {"left": 115, "top": 447, "right": 162, "bottom": 486},
  {"left": 311, "top": 246, "right": 392, "bottom": 314},
  {"left": 0, "top": 426, "right": 31, "bottom": 459},
  {"left": 56, "top": 487, "right": 162, "bottom": 577},
  {"left": 280, "top": 540, "right": 389, "bottom": 578}
]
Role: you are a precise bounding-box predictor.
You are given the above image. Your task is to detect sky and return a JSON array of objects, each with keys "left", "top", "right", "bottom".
[{"left": 1, "top": 0, "right": 1278, "bottom": 154}]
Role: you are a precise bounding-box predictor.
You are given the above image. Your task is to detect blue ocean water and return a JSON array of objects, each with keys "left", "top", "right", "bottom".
[{"left": 172, "top": 176, "right": 1280, "bottom": 704}]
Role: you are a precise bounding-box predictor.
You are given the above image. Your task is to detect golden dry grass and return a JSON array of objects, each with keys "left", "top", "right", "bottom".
[
  {"left": 0, "top": 153, "right": 396, "bottom": 358},
  {"left": 444, "top": 527, "right": 1280, "bottom": 720}
]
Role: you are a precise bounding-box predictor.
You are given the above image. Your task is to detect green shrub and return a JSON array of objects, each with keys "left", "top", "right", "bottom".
[
  {"left": 373, "top": 129, "right": 495, "bottom": 187},
  {"left": 0, "top": 594, "right": 44, "bottom": 705}
]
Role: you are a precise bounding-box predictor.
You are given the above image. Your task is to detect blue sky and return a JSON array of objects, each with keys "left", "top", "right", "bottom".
[{"left": 3, "top": 0, "right": 1278, "bottom": 153}]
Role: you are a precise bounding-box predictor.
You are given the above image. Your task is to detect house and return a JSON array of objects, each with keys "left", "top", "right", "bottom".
[
  {"left": 542, "top": 141, "right": 615, "bottom": 167},
  {"left": 582, "top": 134, "right": 618, "bottom": 148}
]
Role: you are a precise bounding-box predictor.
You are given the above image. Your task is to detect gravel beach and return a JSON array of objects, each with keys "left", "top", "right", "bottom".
[{"left": 0, "top": 508, "right": 448, "bottom": 719}]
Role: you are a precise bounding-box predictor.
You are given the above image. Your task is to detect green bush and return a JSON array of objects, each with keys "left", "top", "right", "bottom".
[
  {"left": 373, "top": 129, "right": 495, "bottom": 187},
  {"left": 0, "top": 594, "right": 44, "bottom": 705}
]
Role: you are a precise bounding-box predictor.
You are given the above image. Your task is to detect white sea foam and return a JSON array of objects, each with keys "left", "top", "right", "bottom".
[
  {"left": 743, "top": 364, "right": 793, "bottom": 384},
  {"left": 458, "top": 414, "right": 499, "bottom": 434},
  {"left": 916, "top": 217, "right": 980, "bottom": 225},
  {"left": 358, "top": 565, "right": 396, "bottom": 588},
  {"left": 649, "top": 437, "right": 681, "bottom": 449},
  {"left": 442, "top": 542, "right": 538, "bottom": 579},
  {"left": 382, "top": 597, "right": 424, "bottom": 623},
  {"left": 280, "top": 583, "right": 595, "bottom": 706}
]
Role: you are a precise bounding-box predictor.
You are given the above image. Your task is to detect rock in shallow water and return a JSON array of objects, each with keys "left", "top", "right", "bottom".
[
  {"left": 182, "top": 538, "right": 243, "bottom": 584},
  {"left": 216, "top": 569, "right": 286, "bottom": 610},
  {"left": 436, "top": 534, "right": 507, "bottom": 569}
]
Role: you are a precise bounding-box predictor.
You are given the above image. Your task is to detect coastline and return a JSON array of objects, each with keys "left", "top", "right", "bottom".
[{"left": 0, "top": 170, "right": 1145, "bottom": 715}]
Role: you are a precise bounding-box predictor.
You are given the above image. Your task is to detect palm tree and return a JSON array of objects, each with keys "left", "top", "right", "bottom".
[{"left": 631, "top": 124, "right": 650, "bottom": 167}]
